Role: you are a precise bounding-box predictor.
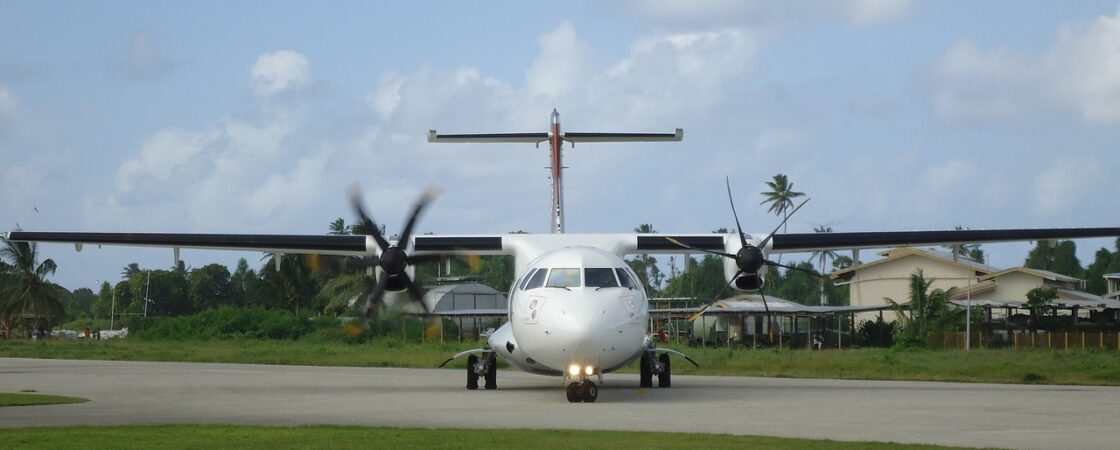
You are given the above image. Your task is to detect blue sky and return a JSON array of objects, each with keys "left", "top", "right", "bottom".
[{"left": 2, "top": 0, "right": 1119, "bottom": 290}]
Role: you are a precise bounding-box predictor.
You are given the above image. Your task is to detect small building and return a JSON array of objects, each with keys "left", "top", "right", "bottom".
[
  {"left": 830, "top": 247, "right": 993, "bottom": 321},
  {"left": 1105, "top": 273, "right": 1120, "bottom": 300},
  {"left": 961, "top": 267, "right": 1088, "bottom": 303}
]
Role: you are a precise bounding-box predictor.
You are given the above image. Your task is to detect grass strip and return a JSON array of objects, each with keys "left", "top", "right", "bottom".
[
  {"left": 0, "top": 392, "right": 89, "bottom": 407},
  {"left": 0, "top": 425, "right": 984, "bottom": 449}
]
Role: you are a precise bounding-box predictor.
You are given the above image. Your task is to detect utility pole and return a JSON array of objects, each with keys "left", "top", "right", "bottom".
[
  {"left": 144, "top": 270, "right": 151, "bottom": 317},
  {"left": 109, "top": 287, "right": 116, "bottom": 330}
]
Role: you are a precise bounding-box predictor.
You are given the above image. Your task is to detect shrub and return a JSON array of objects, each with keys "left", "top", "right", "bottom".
[{"left": 856, "top": 318, "right": 896, "bottom": 347}]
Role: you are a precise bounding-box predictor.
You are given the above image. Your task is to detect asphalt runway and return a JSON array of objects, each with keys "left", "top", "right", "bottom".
[{"left": 2, "top": 358, "right": 1118, "bottom": 449}]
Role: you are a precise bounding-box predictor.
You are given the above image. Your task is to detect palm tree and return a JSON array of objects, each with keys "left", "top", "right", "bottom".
[
  {"left": 121, "top": 262, "right": 142, "bottom": 280},
  {"left": 1, "top": 237, "right": 65, "bottom": 339},
  {"left": 885, "top": 270, "right": 960, "bottom": 347},
  {"left": 760, "top": 174, "right": 805, "bottom": 264},
  {"left": 810, "top": 225, "right": 838, "bottom": 305},
  {"left": 328, "top": 218, "right": 348, "bottom": 235}
]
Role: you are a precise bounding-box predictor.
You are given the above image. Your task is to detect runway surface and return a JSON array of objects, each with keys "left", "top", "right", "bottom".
[{"left": 2, "top": 358, "right": 1118, "bottom": 449}]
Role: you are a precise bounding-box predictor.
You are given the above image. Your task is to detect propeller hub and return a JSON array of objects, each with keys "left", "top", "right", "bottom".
[
  {"left": 736, "top": 246, "right": 765, "bottom": 274},
  {"left": 379, "top": 247, "right": 409, "bottom": 275}
]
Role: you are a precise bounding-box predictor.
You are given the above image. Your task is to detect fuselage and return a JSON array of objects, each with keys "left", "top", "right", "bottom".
[{"left": 487, "top": 246, "right": 650, "bottom": 379}]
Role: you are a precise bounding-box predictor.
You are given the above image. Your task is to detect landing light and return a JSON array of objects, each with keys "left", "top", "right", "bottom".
[
  {"left": 568, "top": 364, "right": 580, "bottom": 376},
  {"left": 584, "top": 366, "right": 594, "bottom": 376}
]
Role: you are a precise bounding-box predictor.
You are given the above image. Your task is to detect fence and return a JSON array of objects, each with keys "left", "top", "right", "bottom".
[{"left": 929, "top": 331, "right": 1120, "bottom": 351}]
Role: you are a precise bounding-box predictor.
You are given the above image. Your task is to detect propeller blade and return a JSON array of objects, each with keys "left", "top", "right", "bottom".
[
  {"left": 347, "top": 183, "right": 391, "bottom": 251},
  {"left": 399, "top": 274, "right": 430, "bottom": 314},
  {"left": 765, "top": 260, "right": 827, "bottom": 280},
  {"left": 687, "top": 270, "right": 741, "bottom": 322},
  {"left": 364, "top": 275, "right": 391, "bottom": 322},
  {"left": 758, "top": 287, "right": 774, "bottom": 343},
  {"left": 725, "top": 177, "right": 748, "bottom": 248},
  {"left": 665, "top": 236, "right": 735, "bottom": 259},
  {"left": 398, "top": 186, "right": 442, "bottom": 250},
  {"left": 758, "top": 197, "right": 811, "bottom": 249}
]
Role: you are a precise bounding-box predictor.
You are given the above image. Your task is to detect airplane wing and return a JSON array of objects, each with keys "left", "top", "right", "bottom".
[
  {"left": 3, "top": 231, "right": 507, "bottom": 257},
  {"left": 767, "top": 227, "right": 1120, "bottom": 253}
]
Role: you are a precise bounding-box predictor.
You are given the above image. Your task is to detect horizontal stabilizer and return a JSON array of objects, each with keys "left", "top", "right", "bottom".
[
  {"left": 563, "top": 129, "right": 683, "bottom": 143},
  {"left": 427, "top": 131, "right": 548, "bottom": 143}
]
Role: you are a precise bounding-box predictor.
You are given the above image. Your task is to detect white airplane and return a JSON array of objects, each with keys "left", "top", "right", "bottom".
[{"left": 6, "top": 112, "right": 1120, "bottom": 403}]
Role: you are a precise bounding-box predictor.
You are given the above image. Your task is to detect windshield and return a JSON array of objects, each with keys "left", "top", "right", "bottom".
[
  {"left": 585, "top": 268, "right": 618, "bottom": 288},
  {"left": 546, "top": 268, "right": 581, "bottom": 288},
  {"left": 615, "top": 268, "right": 635, "bottom": 289},
  {"left": 524, "top": 268, "right": 548, "bottom": 290}
]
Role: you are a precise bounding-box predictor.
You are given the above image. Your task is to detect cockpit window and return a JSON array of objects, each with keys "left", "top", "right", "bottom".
[
  {"left": 615, "top": 268, "right": 634, "bottom": 289},
  {"left": 518, "top": 268, "right": 538, "bottom": 291},
  {"left": 585, "top": 268, "right": 618, "bottom": 288},
  {"left": 546, "top": 268, "right": 581, "bottom": 288},
  {"left": 525, "top": 268, "right": 548, "bottom": 290}
]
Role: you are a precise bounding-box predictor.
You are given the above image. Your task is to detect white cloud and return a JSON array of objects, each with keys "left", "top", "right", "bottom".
[
  {"left": 367, "top": 72, "right": 405, "bottom": 120},
  {"left": 525, "top": 21, "right": 590, "bottom": 100},
  {"left": 1032, "top": 157, "right": 1105, "bottom": 217},
  {"left": 124, "top": 33, "right": 174, "bottom": 79},
  {"left": 0, "top": 86, "right": 15, "bottom": 116},
  {"left": 921, "top": 159, "right": 978, "bottom": 193},
  {"left": 115, "top": 128, "right": 220, "bottom": 192},
  {"left": 927, "top": 8, "right": 1120, "bottom": 124},
  {"left": 250, "top": 50, "right": 312, "bottom": 97}
]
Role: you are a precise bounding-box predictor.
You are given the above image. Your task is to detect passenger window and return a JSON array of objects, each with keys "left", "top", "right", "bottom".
[
  {"left": 525, "top": 268, "right": 548, "bottom": 290},
  {"left": 546, "top": 268, "right": 581, "bottom": 288},
  {"left": 518, "top": 269, "right": 538, "bottom": 291},
  {"left": 585, "top": 268, "right": 618, "bottom": 288},
  {"left": 615, "top": 268, "right": 634, "bottom": 289}
]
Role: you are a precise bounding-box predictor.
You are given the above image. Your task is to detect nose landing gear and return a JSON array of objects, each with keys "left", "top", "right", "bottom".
[
  {"left": 566, "top": 379, "right": 598, "bottom": 403},
  {"left": 465, "top": 352, "right": 497, "bottom": 390},
  {"left": 641, "top": 350, "right": 684, "bottom": 389}
]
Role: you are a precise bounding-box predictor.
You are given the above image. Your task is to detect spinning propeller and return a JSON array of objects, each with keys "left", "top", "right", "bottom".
[
  {"left": 666, "top": 177, "right": 824, "bottom": 342},
  {"left": 345, "top": 184, "right": 442, "bottom": 335}
]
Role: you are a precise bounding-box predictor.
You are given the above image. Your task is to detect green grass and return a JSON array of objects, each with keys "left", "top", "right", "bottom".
[
  {"left": 0, "top": 392, "right": 89, "bottom": 407},
  {"left": 2, "top": 338, "right": 1119, "bottom": 386},
  {"left": 0, "top": 425, "right": 980, "bottom": 449}
]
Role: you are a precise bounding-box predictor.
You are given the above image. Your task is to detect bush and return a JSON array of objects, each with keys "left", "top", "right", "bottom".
[
  {"left": 128, "top": 306, "right": 321, "bottom": 341},
  {"left": 856, "top": 318, "right": 896, "bottom": 348}
]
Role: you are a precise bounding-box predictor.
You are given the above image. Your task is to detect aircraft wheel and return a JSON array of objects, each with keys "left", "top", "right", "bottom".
[
  {"left": 466, "top": 355, "right": 479, "bottom": 390},
  {"left": 657, "top": 353, "right": 672, "bottom": 388},
  {"left": 639, "top": 352, "right": 653, "bottom": 388},
  {"left": 580, "top": 381, "right": 598, "bottom": 403},
  {"left": 566, "top": 383, "right": 581, "bottom": 403},
  {"left": 484, "top": 354, "right": 497, "bottom": 390}
]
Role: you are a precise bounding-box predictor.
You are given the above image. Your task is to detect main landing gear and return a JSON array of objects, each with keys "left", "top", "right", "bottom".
[
  {"left": 566, "top": 379, "right": 598, "bottom": 403},
  {"left": 466, "top": 353, "right": 497, "bottom": 390},
  {"left": 639, "top": 351, "right": 672, "bottom": 388}
]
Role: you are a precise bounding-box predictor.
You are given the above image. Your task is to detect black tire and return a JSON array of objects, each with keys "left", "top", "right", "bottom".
[
  {"left": 657, "top": 353, "right": 672, "bottom": 388},
  {"left": 580, "top": 382, "right": 598, "bottom": 403},
  {"left": 566, "top": 383, "right": 581, "bottom": 403},
  {"left": 466, "top": 355, "right": 479, "bottom": 390},
  {"left": 639, "top": 352, "right": 653, "bottom": 388},
  {"left": 484, "top": 355, "right": 497, "bottom": 390}
]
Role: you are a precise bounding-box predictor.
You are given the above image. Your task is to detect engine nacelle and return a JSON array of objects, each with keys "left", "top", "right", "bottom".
[{"left": 734, "top": 274, "right": 765, "bottom": 291}]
